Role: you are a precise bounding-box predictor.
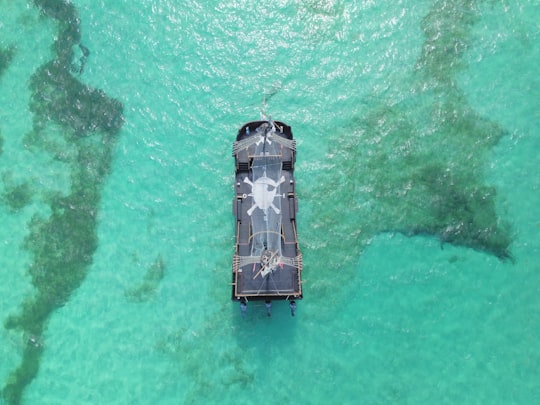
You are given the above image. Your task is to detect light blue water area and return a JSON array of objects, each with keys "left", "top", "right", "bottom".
[{"left": 1, "top": 0, "right": 539, "bottom": 404}]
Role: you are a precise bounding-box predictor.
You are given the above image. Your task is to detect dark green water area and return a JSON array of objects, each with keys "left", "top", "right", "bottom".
[
  {"left": 1, "top": 1, "right": 123, "bottom": 404},
  {"left": 311, "top": 0, "right": 511, "bottom": 289}
]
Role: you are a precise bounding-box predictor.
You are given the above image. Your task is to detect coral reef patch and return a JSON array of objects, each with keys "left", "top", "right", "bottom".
[
  {"left": 2, "top": 1, "right": 124, "bottom": 403},
  {"left": 312, "top": 0, "right": 511, "bottom": 277}
]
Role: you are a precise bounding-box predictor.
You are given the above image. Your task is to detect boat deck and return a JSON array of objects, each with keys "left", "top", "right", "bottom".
[{"left": 231, "top": 121, "right": 303, "bottom": 305}]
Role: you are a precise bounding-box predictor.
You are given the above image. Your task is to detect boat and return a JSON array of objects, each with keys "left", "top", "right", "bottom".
[{"left": 231, "top": 120, "right": 303, "bottom": 317}]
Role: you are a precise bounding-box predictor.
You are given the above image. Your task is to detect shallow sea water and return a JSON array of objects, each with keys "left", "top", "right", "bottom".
[{"left": 1, "top": 1, "right": 539, "bottom": 404}]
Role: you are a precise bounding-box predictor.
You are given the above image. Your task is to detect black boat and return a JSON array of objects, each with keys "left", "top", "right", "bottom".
[{"left": 232, "top": 120, "right": 303, "bottom": 316}]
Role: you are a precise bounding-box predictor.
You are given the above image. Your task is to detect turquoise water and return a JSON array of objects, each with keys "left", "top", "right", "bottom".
[{"left": 1, "top": 0, "right": 539, "bottom": 403}]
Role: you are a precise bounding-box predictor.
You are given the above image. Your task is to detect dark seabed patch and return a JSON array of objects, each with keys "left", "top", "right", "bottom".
[
  {"left": 0, "top": 45, "right": 16, "bottom": 157},
  {"left": 124, "top": 255, "right": 166, "bottom": 303},
  {"left": 1, "top": 1, "right": 123, "bottom": 404},
  {"left": 1, "top": 173, "right": 33, "bottom": 212},
  {"left": 311, "top": 0, "right": 511, "bottom": 284},
  {"left": 0, "top": 45, "right": 16, "bottom": 77}
]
